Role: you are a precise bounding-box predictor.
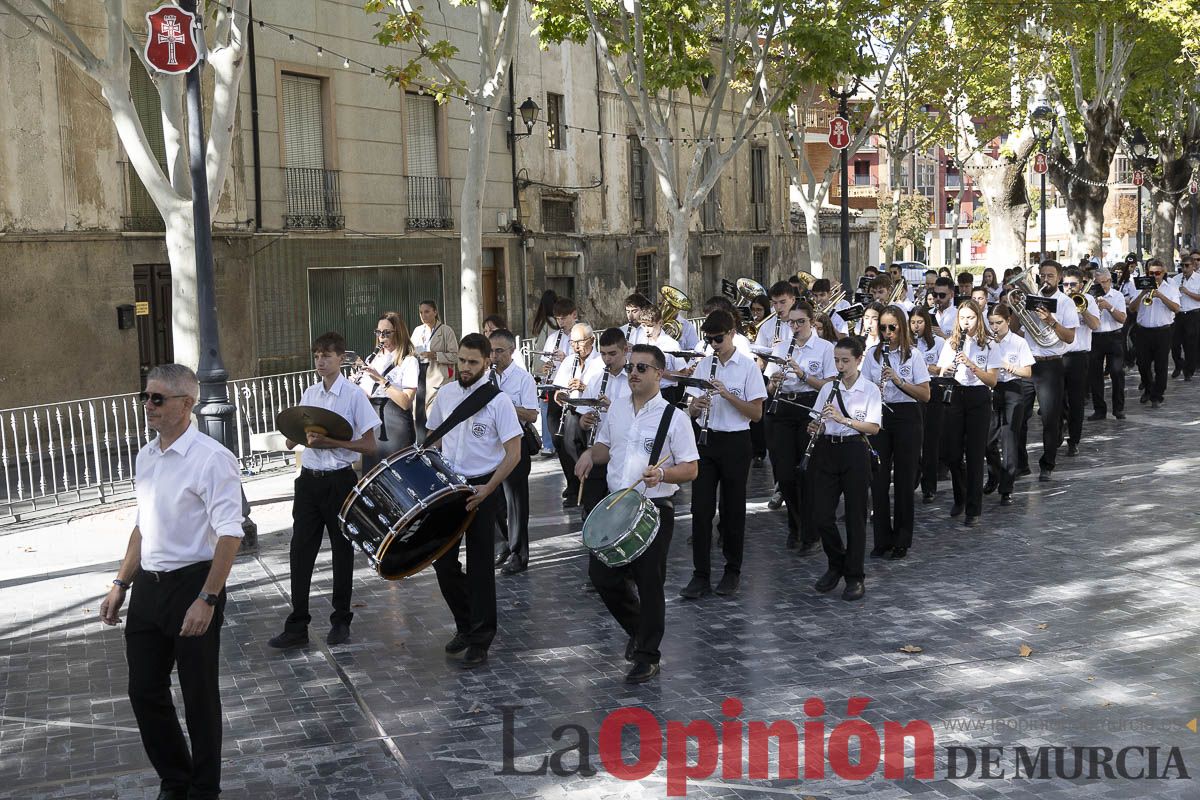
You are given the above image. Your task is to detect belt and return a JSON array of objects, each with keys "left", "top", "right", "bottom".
[
  {"left": 778, "top": 391, "right": 818, "bottom": 401},
  {"left": 138, "top": 560, "right": 212, "bottom": 582},
  {"left": 818, "top": 434, "right": 862, "bottom": 444},
  {"left": 1033, "top": 355, "right": 1062, "bottom": 362},
  {"left": 301, "top": 466, "right": 355, "bottom": 478}
]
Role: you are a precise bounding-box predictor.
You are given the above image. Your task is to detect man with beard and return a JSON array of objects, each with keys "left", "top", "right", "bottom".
[{"left": 428, "top": 334, "right": 523, "bottom": 668}]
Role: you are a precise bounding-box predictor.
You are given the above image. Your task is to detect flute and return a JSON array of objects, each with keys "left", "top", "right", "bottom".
[{"left": 697, "top": 355, "right": 719, "bottom": 446}]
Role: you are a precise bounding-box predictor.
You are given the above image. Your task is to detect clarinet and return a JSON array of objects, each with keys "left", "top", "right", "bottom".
[
  {"left": 697, "top": 355, "right": 719, "bottom": 446},
  {"left": 556, "top": 354, "right": 581, "bottom": 436},
  {"left": 540, "top": 329, "right": 565, "bottom": 380},
  {"left": 352, "top": 344, "right": 384, "bottom": 386},
  {"left": 878, "top": 343, "right": 890, "bottom": 397},
  {"left": 799, "top": 377, "right": 836, "bottom": 472},
  {"left": 767, "top": 333, "right": 800, "bottom": 415},
  {"left": 588, "top": 368, "right": 611, "bottom": 447}
]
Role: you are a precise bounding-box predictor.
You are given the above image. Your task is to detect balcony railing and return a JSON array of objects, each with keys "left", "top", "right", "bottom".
[
  {"left": 405, "top": 175, "right": 453, "bottom": 229},
  {"left": 285, "top": 167, "right": 344, "bottom": 229},
  {"left": 831, "top": 175, "right": 879, "bottom": 199}
]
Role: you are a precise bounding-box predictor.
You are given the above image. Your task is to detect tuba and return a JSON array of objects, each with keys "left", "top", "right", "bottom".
[
  {"left": 659, "top": 284, "right": 693, "bottom": 340},
  {"left": 1004, "top": 266, "right": 1060, "bottom": 348},
  {"left": 735, "top": 278, "right": 768, "bottom": 338}
]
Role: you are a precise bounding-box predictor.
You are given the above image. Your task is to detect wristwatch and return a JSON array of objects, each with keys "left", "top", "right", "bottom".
[
  {"left": 198, "top": 591, "right": 219, "bottom": 607},
  {"left": 112, "top": 578, "right": 130, "bottom": 590}
]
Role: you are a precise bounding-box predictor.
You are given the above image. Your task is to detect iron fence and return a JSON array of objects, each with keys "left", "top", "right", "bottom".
[
  {"left": 285, "top": 167, "right": 344, "bottom": 229},
  {"left": 405, "top": 175, "right": 453, "bottom": 229}
]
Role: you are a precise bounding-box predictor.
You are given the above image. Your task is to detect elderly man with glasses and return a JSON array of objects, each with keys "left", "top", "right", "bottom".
[{"left": 1130, "top": 258, "right": 1183, "bottom": 408}]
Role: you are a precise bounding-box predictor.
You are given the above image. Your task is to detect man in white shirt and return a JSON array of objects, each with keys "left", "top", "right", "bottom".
[
  {"left": 1170, "top": 251, "right": 1200, "bottom": 380},
  {"left": 753, "top": 281, "right": 798, "bottom": 354},
  {"left": 1061, "top": 267, "right": 1099, "bottom": 456},
  {"left": 429, "top": 334, "right": 523, "bottom": 668},
  {"left": 1088, "top": 267, "right": 1129, "bottom": 420},
  {"left": 552, "top": 323, "right": 602, "bottom": 507},
  {"left": 620, "top": 292, "right": 652, "bottom": 346},
  {"left": 270, "top": 333, "right": 380, "bottom": 650},
  {"left": 489, "top": 329, "right": 539, "bottom": 575},
  {"left": 1130, "top": 258, "right": 1182, "bottom": 408},
  {"left": 574, "top": 344, "right": 699, "bottom": 684},
  {"left": 100, "top": 364, "right": 245, "bottom": 800},
  {"left": 577, "top": 328, "right": 632, "bottom": 516},
  {"left": 1026, "top": 261, "right": 1080, "bottom": 481},
  {"left": 932, "top": 277, "right": 958, "bottom": 337},
  {"left": 681, "top": 310, "right": 766, "bottom": 599},
  {"left": 811, "top": 278, "right": 850, "bottom": 335}
]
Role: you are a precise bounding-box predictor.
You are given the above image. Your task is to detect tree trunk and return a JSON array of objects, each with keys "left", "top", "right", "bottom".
[
  {"left": 666, "top": 207, "right": 689, "bottom": 289},
  {"left": 458, "top": 106, "right": 493, "bottom": 336},
  {"left": 802, "top": 205, "right": 826, "bottom": 278},
  {"left": 163, "top": 209, "right": 200, "bottom": 370},
  {"left": 1048, "top": 102, "right": 1123, "bottom": 258},
  {"left": 884, "top": 187, "right": 901, "bottom": 263},
  {"left": 1151, "top": 191, "right": 1178, "bottom": 265},
  {"left": 974, "top": 165, "right": 1031, "bottom": 272}
]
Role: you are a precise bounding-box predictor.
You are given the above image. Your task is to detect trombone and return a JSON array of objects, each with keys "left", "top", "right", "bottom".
[
  {"left": 1071, "top": 279, "right": 1094, "bottom": 313},
  {"left": 816, "top": 283, "right": 847, "bottom": 317}
]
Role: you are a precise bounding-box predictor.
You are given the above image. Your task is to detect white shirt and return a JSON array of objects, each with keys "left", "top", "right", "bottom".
[
  {"left": 1174, "top": 272, "right": 1200, "bottom": 312},
  {"left": 1068, "top": 294, "right": 1099, "bottom": 353},
  {"left": 700, "top": 332, "right": 753, "bottom": 358},
  {"left": 765, "top": 333, "right": 836, "bottom": 394},
  {"left": 684, "top": 350, "right": 768, "bottom": 432},
  {"left": 427, "top": 378, "right": 523, "bottom": 478},
  {"left": 754, "top": 316, "right": 790, "bottom": 351},
  {"left": 297, "top": 374, "right": 382, "bottom": 470},
  {"left": 621, "top": 322, "right": 641, "bottom": 344},
  {"left": 813, "top": 376, "right": 882, "bottom": 437},
  {"left": 827, "top": 298, "right": 851, "bottom": 335},
  {"left": 1025, "top": 290, "right": 1080, "bottom": 358},
  {"left": 916, "top": 337, "right": 943, "bottom": 372},
  {"left": 493, "top": 362, "right": 538, "bottom": 412},
  {"left": 541, "top": 326, "right": 570, "bottom": 371},
  {"left": 677, "top": 318, "right": 700, "bottom": 350},
  {"left": 597, "top": 393, "right": 700, "bottom": 499},
  {"left": 135, "top": 424, "right": 245, "bottom": 572},
  {"left": 1095, "top": 288, "right": 1126, "bottom": 333},
  {"left": 1134, "top": 280, "right": 1179, "bottom": 329},
  {"left": 552, "top": 349, "right": 602, "bottom": 397},
  {"left": 580, "top": 365, "right": 630, "bottom": 437},
  {"left": 937, "top": 337, "right": 993, "bottom": 387},
  {"left": 992, "top": 333, "right": 1035, "bottom": 383},
  {"left": 643, "top": 332, "right": 681, "bottom": 387},
  {"left": 934, "top": 305, "right": 957, "bottom": 337},
  {"left": 362, "top": 352, "right": 420, "bottom": 398},
  {"left": 860, "top": 344, "right": 930, "bottom": 405}
]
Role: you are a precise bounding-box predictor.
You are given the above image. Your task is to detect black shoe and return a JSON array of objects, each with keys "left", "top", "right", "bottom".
[
  {"left": 1017, "top": 466, "right": 1032, "bottom": 477},
  {"left": 1000, "top": 493, "right": 1014, "bottom": 506},
  {"left": 155, "top": 790, "right": 188, "bottom": 800},
  {"left": 625, "top": 661, "right": 660, "bottom": 684},
  {"left": 842, "top": 580, "right": 865, "bottom": 601},
  {"left": 785, "top": 533, "right": 799, "bottom": 550},
  {"left": 1151, "top": 400, "right": 1162, "bottom": 409},
  {"left": 950, "top": 503, "right": 964, "bottom": 517},
  {"left": 768, "top": 491, "right": 784, "bottom": 510},
  {"left": 714, "top": 572, "right": 740, "bottom": 596},
  {"left": 1172, "top": 367, "right": 1182, "bottom": 378},
  {"left": 964, "top": 515, "right": 980, "bottom": 528},
  {"left": 1186, "top": 375, "right": 1194, "bottom": 382},
  {"left": 494, "top": 548, "right": 511, "bottom": 568},
  {"left": 561, "top": 486, "right": 569, "bottom": 498},
  {"left": 870, "top": 546, "right": 892, "bottom": 559},
  {"left": 268, "top": 630, "right": 308, "bottom": 649},
  {"left": 444, "top": 633, "right": 469, "bottom": 654},
  {"left": 983, "top": 479, "right": 998, "bottom": 495},
  {"left": 796, "top": 540, "right": 820, "bottom": 556},
  {"left": 1088, "top": 411, "right": 1106, "bottom": 421},
  {"left": 1066, "top": 442, "right": 1078, "bottom": 457},
  {"left": 625, "top": 637, "right": 636, "bottom": 662},
  {"left": 326, "top": 622, "right": 350, "bottom": 646},
  {"left": 1114, "top": 412, "right": 1126, "bottom": 420},
  {"left": 1141, "top": 391, "right": 1150, "bottom": 404},
  {"left": 500, "top": 559, "right": 527, "bottom": 575},
  {"left": 889, "top": 547, "right": 908, "bottom": 560},
  {"left": 921, "top": 491, "right": 935, "bottom": 504},
  {"left": 679, "top": 576, "right": 712, "bottom": 600},
  {"left": 1138, "top": 381, "right": 1146, "bottom": 391},
  {"left": 1039, "top": 469, "right": 1052, "bottom": 482},
  {"left": 461, "top": 645, "right": 489, "bottom": 669},
  {"left": 562, "top": 497, "right": 579, "bottom": 509},
  {"left": 814, "top": 569, "right": 841, "bottom": 593}
]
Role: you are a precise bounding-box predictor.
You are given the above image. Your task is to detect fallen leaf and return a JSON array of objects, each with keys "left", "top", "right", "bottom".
[
  {"left": 1036, "top": 623, "right": 1048, "bottom": 630},
  {"left": 899, "top": 644, "right": 924, "bottom": 654},
  {"left": 1101, "top": 701, "right": 1113, "bottom": 708},
  {"left": 1018, "top": 644, "right": 1033, "bottom": 657},
  {"left": 351, "top": 602, "right": 368, "bottom": 608},
  {"left": 468, "top": 702, "right": 484, "bottom": 714},
  {"left": 1087, "top": 676, "right": 1096, "bottom": 682}
]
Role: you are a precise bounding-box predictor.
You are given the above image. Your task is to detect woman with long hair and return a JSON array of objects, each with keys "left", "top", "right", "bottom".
[
  {"left": 531, "top": 290, "right": 558, "bottom": 347},
  {"left": 936, "top": 300, "right": 998, "bottom": 527},
  {"left": 360, "top": 312, "right": 420, "bottom": 470},
  {"left": 862, "top": 306, "right": 930, "bottom": 560},
  {"left": 814, "top": 313, "right": 839, "bottom": 343},
  {"left": 412, "top": 299, "right": 458, "bottom": 443},
  {"left": 909, "top": 306, "right": 944, "bottom": 504},
  {"left": 981, "top": 268, "right": 1001, "bottom": 303},
  {"left": 983, "top": 305, "right": 1034, "bottom": 507},
  {"left": 858, "top": 302, "right": 885, "bottom": 350},
  {"left": 749, "top": 294, "right": 771, "bottom": 326}
]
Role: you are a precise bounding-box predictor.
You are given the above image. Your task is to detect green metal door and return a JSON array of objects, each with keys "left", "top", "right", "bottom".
[{"left": 308, "top": 264, "right": 444, "bottom": 357}]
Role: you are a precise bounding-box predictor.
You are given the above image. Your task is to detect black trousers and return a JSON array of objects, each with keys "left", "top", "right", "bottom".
[
  {"left": 1063, "top": 351, "right": 1089, "bottom": 446},
  {"left": 811, "top": 439, "right": 871, "bottom": 581},
  {"left": 589, "top": 498, "right": 675, "bottom": 664},
  {"left": 986, "top": 380, "right": 1028, "bottom": 495},
  {"left": 434, "top": 473, "right": 502, "bottom": 648},
  {"left": 870, "top": 403, "right": 922, "bottom": 550},
  {"left": 1031, "top": 358, "right": 1065, "bottom": 471},
  {"left": 748, "top": 374, "right": 769, "bottom": 459},
  {"left": 548, "top": 403, "right": 581, "bottom": 497},
  {"left": 581, "top": 465, "right": 610, "bottom": 519},
  {"left": 1136, "top": 324, "right": 1173, "bottom": 402},
  {"left": 919, "top": 393, "right": 944, "bottom": 494},
  {"left": 943, "top": 385, "right": 991, "bottom": 518},
  {"left": 766, "top": 394, "right": 819, "bottom": 544},
  {"left": 691, "top": 430, "right": 753, "bottom": 579},
  {"left": 1089, "top": 331, "right": 1126, "bottom": 416},
  {"left": 286, "top": 468, "right": 357, "bottom": 634},
  {"left": 1175, "top": 310, "right": 1200, "bottom": 377},
  {"left": 498, "top": 449, "right": 532, "bottom": 564},
  {"left": 126, "top": 562, "right": 225, "bottom": 799}
]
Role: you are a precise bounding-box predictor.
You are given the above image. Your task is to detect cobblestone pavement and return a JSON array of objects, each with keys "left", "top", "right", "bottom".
[{"left": 2, "top": 381, "right": 1200, "bottom": 799}]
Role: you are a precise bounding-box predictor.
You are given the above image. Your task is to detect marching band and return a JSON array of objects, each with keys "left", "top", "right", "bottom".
[{"left": 255, "top": 249, "right": 1200, "bottom": 684}]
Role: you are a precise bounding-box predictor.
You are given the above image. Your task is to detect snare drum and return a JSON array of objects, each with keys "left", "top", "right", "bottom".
[
  {"left": 339, "top": 447, "right": 476, "bottom": 580},
  {"left": 582, "top": 490, "right": 661, "bottom": 567}
]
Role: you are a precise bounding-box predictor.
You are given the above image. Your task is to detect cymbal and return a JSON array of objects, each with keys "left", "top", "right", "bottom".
[{"left": 276, "top": 405, "right": 353, "bottom": 444}]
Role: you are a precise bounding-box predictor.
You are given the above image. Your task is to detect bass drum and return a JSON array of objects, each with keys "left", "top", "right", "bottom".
[{"left": 339, "top": 447, "right": 476, "bottom": 580}]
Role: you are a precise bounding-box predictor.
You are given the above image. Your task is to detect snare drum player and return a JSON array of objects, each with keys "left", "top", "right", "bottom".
[
  {"left": 577, "top": 327, "right": 631, "bottom": 517},
  {"left": 574, "top": 345, "right": 699, "bottom": 683},
  {"left": 488, "top": 329, "right": 539, "bottom": 575},
  {"left": 425, "top": 334, "right": 523, "bottom": 668},
  {"left": 269, "top": 332, "right": 379, "bottom": 650},
  {"left": 680, "top": 310, "right": 765, "bottom": 599}
]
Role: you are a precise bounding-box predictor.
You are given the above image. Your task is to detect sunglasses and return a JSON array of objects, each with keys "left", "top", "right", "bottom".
[
  {"left": 1150, "top": 272, "right": 1165, "bottom": 278},
  {"left": 880, "top": 323, "right": 900, "bottom": 332},
  {"left": 935, "top": 292, "right": 951, "bottom": 299},
  {"left": 139, "top": 392, "right": 189, "bottom": 407},
  {"left": 623, "top": 362, "right": 661, "bottom": 374},
  {"left": 703, "top": 334, "right": 726, "bottom": 344},
  {"left": 374, "top": 330, "right": 394, "bottom": 337}
]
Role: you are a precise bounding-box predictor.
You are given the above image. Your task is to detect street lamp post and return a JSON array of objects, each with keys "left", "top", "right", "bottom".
[
  {"left": 1128, "top": 128, "right": 1151, "bottom": 262},
  {"left": 830, "top": 83, "right": 859, "bottom": 289},
  {"left": 1031, "top": 105, "right": 1056, "bottom": 262},
  {"left": 1187, "top": 152, "right": 1200, "bottom": 248}
]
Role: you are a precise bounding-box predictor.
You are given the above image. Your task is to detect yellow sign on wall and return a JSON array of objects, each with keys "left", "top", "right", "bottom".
[{"left": 135, "top": 301, "right": 150, "bottom": 316}]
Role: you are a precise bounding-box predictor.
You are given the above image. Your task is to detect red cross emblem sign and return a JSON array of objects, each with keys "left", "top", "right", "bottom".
[
  {"left": 1132, "top": 170, "right": 1145, "bottom": 187},
  {"left": 145, "top": 4, "right": 199, "bottom": 75},
  {"left": 828, "top": 116, "right": 851, "bottom": 150},
  {"left": 1033, "top": 153, "right": 1048, "bottom": 175},
  {"left": 1190, "top": 181, "right": 1198, "bottom": 196}
]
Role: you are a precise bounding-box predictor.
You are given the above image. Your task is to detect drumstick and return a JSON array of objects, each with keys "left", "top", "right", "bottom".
[
  {"left": 606, "top": 454, "right": 672, "bottom": 510},
  {"left": 576, "top": 481, "right": 585, "bottom": 507}
]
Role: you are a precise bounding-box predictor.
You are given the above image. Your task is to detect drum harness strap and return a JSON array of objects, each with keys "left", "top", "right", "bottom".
[
  {"left": 423, "top": 383, "right": 502, "bottom": 451},
  {"left": 646, "top": 403, "right": 676, "bottom": 491},
  {"left": 370, "top": 361, "right": 400, "bottom": 441}
]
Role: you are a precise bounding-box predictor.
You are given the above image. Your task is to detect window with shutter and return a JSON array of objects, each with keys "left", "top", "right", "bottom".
[
  {"left": 750, "top": 147, "right": 768, "bottom": 231},
  {"left": 124, "top": 55, "right": 168, "bottom": 230},
  {"left": 405, "top": 94, "right": 450, "bottom": 228},
  {"left": 281, "top": 74, "right": 341, "bottom": 228},
  {"left": 630, "top": 137, "right": 645, "bottom": 230}
]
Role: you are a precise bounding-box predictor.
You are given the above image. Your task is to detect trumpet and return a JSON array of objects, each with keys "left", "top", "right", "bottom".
[
  {"left": 1143, "top": 282, "right": 1158, "bottom": 306},
  {"left": 1071, "top": 279, "right": 1094, "bottom": 313}
]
